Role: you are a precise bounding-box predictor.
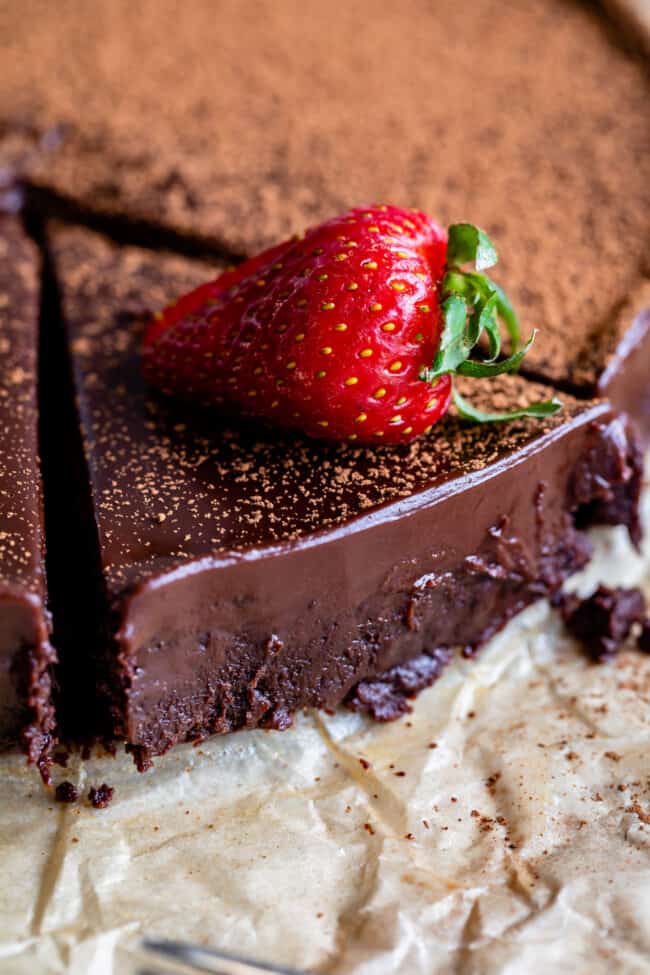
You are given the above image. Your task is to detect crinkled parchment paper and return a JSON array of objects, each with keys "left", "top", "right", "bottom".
[{"left": 1, "top": 477, "right": 650, "bottom": 975}]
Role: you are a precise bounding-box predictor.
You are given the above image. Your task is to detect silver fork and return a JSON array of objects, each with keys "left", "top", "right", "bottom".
[{"left": 139, "top": 938, "right": 310, "bottom": 975}]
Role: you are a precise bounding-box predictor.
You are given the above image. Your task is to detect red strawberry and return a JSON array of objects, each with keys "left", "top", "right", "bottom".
[{"left": 143, "top": 204, "right": 559, "bottom": 443}]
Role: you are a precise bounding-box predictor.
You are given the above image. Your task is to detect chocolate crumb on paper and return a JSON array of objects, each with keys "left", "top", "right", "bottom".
[
  {"left": 556, "top": 586, "right": 647, "bottom": 661},
  {"left": 628, "top": 801, "right": 650, "bottom": 826},
  {"left": 88, "top": 784, "right": 115, "bottom": 809},
  {"left": 55, "top": 781, "right": 79, "bottom": 804}
]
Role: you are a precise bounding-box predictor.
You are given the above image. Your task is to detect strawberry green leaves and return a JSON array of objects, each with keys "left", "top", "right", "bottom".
[
  {"left": 483, "top": 276, "right": 520, "bottom": 352},
  {"left": 420, "top": 223, "right": 562, "bottom": 424},
  {"left": 420, "top": 295, "right": 470, "bottom": 380},
  {"left": 445, "top": 223, "right": 497, "bottom": 272},
  {"left": 456, "top": 331, "right": 535, "bottom": 378},
  {"left": 452, "top": 387, "right": 562, "bottom": 422}
]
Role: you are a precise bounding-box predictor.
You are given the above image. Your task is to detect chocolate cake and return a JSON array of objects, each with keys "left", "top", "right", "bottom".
[
  {"left": 48, "top": 224, "right": 642, "bottom": 762},
  {"left": 0, "top": 216, "right": 55, "bottom": 768},
  {"left": 0, "top": 1, "right": 647, "bottom": 769}
]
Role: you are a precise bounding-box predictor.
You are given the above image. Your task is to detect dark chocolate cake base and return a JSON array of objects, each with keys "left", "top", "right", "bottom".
[
  {"left": 48, "top": 225, "right": 642, "bottom": 764},
  {"left": 0, "top": 216, "right": 56, "bottom": 770}
]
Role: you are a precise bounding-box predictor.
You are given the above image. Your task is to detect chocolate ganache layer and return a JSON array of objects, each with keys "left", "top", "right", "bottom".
[
  {"left": 48, "top": 225, "right": 642, "bottom": 762},
  {"left": 0, "top": 216, "right": 56, "bottom": 767}
]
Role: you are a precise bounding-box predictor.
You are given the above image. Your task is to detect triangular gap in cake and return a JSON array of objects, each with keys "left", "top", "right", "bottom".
[{"left": 33, "top": 216, "right": 114, "bottom": 746}]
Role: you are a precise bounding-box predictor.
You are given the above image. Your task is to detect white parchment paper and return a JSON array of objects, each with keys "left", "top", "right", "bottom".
[{"left": 1, "top": 478, "right": 650, "bottom": 975}]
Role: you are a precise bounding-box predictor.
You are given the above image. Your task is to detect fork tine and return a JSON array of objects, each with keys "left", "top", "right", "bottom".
[
  {"left": 138, "top": 964, "right": 232, "bottom": 975},
  {"left": 138, "top": 950, "right": 229, "bottom": 975},
  {"left": 142, "top": 938, "right": 309, "bottom": 975}
]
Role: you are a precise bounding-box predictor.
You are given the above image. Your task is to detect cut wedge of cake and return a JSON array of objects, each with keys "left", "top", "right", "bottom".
[{"left": 49, "top": 224, "right": 642, "bottom": 765}]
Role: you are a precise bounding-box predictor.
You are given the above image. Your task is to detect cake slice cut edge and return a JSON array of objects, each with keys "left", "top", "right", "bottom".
[{"left": 0, "top": 215, "right": 57, "bottom": 776}]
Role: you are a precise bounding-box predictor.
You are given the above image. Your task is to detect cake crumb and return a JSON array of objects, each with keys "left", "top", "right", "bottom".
[
  {"left": 55, "top": 781, "right": 79, "bottom": 804},
  {"left": 88, "top": 783, "right": 115, "bottom": 809}
]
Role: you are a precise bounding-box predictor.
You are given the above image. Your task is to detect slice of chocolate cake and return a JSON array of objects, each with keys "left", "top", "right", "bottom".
[
  {"left": 48, "top": 224, "right": 642, "bottom": 764},
  {"left": 0, "top": 216, "right": 56, "bottom": 769}
]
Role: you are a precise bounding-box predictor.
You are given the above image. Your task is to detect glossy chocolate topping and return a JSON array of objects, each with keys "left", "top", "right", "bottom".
[
  {"left": 50, "top": 225, "right": 642, "bottom": 760},
  {"left": 0, "top": 216, "right": 55, "bottom": 764}
]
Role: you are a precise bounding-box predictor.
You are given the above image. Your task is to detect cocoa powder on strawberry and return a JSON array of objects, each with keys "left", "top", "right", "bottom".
[{"left": 142, "top": 204, "right": 560, "bottom": 443}]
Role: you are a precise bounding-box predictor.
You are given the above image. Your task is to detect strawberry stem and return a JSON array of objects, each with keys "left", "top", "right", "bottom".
[
  {"left": 420, "top": 223, "right": 561, "bottom": 424},
  {"left": 452, "top": 387, "right": 562, "bottom": 423}
]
